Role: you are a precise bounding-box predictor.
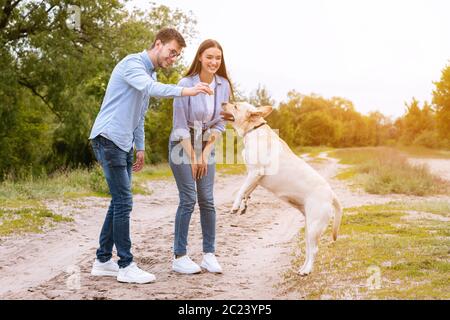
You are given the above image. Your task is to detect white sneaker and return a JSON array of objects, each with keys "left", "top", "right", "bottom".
[
  {"left": 172, "top": 255, "right": 202, "bottom": 274},
  {"left": 117, "top": 262, "right": 156, "bottom": 284},
  {"left": 91, "top": 259, "right": 119, "bottom": 277},
  {"left": 201, "top": 253, "right": 223, "bottom": 273}
]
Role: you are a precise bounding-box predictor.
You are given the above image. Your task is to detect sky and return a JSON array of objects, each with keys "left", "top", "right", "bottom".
[{"left": 127, "top": 0, "right": 450, "bottom": 118}]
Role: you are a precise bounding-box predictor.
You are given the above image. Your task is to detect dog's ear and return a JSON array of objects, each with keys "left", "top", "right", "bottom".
[
  {"left": 247, "top": 105, "right": 273, "bottom": 120},
  {"left": 259, "top": 105, "right": 273, "bottom": 118}
]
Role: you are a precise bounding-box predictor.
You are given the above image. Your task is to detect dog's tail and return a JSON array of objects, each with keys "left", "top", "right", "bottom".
[{"left": 332, "top": 193, "right": 343, "bottom": 241}]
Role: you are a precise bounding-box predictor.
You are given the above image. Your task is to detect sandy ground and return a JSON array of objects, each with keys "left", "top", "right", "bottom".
[{"left": 0, "top": 154, "right": 449, "bottom": 300}]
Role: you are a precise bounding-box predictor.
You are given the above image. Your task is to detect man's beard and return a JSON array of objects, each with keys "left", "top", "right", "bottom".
[{"left": 156, "top": 53, "right": 167, "bottom": 69}]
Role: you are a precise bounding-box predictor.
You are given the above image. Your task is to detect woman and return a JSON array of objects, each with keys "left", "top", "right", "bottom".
[{"left": 169, "top": 39, "right": 234, "bottom": 274}]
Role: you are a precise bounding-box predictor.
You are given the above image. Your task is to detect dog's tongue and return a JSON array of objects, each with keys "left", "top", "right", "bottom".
[{"left": 220, "top": 111, "right": 235, "bottom": 122}]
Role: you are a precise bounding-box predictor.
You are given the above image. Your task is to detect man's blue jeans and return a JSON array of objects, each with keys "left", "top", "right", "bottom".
[
  {"left": 169, "top": 140, "right": 216, "bottom": 256},
  {"left": 91, "top": 135, "right": 134, "bottom": 268}
]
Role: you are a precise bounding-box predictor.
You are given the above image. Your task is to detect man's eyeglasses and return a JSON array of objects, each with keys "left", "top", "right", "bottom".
[{"left": 168, "top": 48, "right": 182, "bottom": 59}]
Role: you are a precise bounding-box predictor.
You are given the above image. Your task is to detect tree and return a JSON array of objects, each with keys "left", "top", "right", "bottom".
[
  {"left": 298, "top": 111, "right": 338, "bottom": 146},
  {"left": 433, "top": 63, "right": 450, "bottom": 145},
  {"left": 397, "top": 98, "right": 436, "bottom": 146},
  {"left": 0, "top": 1, "right": 197, "bottom": 178},
  {"left": 249, "top": 84, "right": 275, "bottom": 107},
  {"left": 366, "top": 111, "right": 393, "bottom": 146}
]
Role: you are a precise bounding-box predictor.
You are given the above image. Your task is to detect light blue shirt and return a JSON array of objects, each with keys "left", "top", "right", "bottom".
[
  {"left": 170, "top": 74, "right": 230, "bottom": 141},
  {"left": 89, "top": 50, "right": 183, "bottom": 152}
]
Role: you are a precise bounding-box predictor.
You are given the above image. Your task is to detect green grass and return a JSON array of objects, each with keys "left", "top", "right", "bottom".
[
  {"left": 134, "top": 163, "right": 173, "bottom": 181},
  {"left": 0, "top": 163, "right": 173, "bottom": 237},
  {"left": 329, "top": 147, "right": 450, "bottom": 196},
  {"left": 308, "top": 157, "right": 328, "bottom": 164},
  {"left": 394, "top": 146, "right": 450, "bottom": 159},
  {"left": 334, "top": 168, "right": 358, "bottom": 181},
  {"left": 282, "top": 201, "right": 450, "bottom": 299},
  {"left": 0, "top": 206, "right": 73, "bottom": 236},
  {"left": 0, "top": 162, "right": 178, "bottom": 203},
  {"left": 216, "top": 163, "right": 247, "bottom": 175},
  {"left": 295, "top": 146, "right": 335, "bottom": 158},
  {"left": 0, "top": 165, "right": 108, "bottom": 201}
]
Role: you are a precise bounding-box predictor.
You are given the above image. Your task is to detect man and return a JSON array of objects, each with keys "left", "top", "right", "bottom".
[{"left": 89, "top": 28, "right": 213, "bottom": 284}]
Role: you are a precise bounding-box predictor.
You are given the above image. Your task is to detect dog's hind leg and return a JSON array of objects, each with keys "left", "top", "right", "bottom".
[{"left": 299, "top": 201, "right": 333, "bottom": 276}]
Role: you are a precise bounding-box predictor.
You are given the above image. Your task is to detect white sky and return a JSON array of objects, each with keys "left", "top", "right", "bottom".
[{"left": 128, "top": 0, "right": 450, "bottom": 118}]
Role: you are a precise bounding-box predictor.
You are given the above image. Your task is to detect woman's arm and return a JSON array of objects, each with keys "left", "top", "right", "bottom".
[
  {"left": 209, "top": 79, "right": 230, "bottom": 135},
  {"left": 173, "top": 79, "right": 199, "bottom": 178},
  {"left": 202, "top": 79, "right": 230, "bottom": 160},
  {"left": 197, "top": 81, "right": 231, "bottom": 179}
]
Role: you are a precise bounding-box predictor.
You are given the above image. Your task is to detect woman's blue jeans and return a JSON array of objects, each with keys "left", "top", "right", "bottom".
[{"left": 168, "top": 140, "right": 217, "bottom": 256}]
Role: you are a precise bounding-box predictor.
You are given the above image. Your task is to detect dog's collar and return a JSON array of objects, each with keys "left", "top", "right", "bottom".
[{"left": 244, "top": 122, "right": 266, "bottom": 137}]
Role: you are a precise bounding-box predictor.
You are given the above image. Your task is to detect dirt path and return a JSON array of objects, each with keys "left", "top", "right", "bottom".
[
  {"left": 0, "top": 174, "right": 304, "bottom": 299},
  {"left": 1, "top": 155, "right": 449, "bottom": 299}
]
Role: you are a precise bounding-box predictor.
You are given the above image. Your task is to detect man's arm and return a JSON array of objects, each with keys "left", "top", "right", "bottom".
[{"left": 123, "top": 57, "right": 212, "bottom": 97}]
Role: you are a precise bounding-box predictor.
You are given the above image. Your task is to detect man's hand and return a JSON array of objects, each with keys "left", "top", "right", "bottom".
[
  {"left": 182, "top": 82, "right": 213, "bottom": 96},
  {"left": 133, "top": 150, "right": 145, "bottom": 172}
]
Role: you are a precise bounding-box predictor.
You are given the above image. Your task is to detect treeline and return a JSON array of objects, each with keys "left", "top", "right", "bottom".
[
  {"left": 253, "top": 66, "right": 449, "bottom": 150},
  {"left": 1, "top": 1, "right": 449, "bottom": 182},
  {"left": 0, "top": 1, "right": 195, "bottom": 179}
]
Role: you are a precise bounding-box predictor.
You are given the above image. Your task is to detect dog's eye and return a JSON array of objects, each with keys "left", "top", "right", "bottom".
[{"left": 234, "top": 105, "right": 237, "bottom": 110}]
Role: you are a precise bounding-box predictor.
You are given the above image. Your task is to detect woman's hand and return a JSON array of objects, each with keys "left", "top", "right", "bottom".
[
  {"left": 196, "top": 133, "right": 218, "bottom": 180},
  {"left": 190, "top": 163, "right": 198, "bottom": 180},
  {"left": 196, "top": 153, "right": 209, "bottom": 180}
]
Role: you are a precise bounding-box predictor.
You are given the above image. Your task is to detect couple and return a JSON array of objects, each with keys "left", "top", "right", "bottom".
[{"left": 88, "top": 28, "right": 234, "bottom": 284}]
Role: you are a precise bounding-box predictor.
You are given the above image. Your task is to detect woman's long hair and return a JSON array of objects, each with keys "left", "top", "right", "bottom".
[{"left": 185, "top": 39, "right": 235, "bottom": 100}]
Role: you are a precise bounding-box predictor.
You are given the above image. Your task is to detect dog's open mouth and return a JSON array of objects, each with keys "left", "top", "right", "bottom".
[{"left": 220, "top": 111, "right": 235, "bottom": 122}]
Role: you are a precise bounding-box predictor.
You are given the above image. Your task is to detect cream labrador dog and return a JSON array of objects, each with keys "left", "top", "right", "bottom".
[{"left": 220, "top": 102, "right": 343, "bottom": 275}]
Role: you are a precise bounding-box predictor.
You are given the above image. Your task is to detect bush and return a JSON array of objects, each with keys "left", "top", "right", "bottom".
[
  {"left": 331, "top": 147, "right": 450, "bottom": 196},
  {"left": 413, "top": 130, "right": 442, "bottom": 149},
  {"left": 89, "top": 164, "right": 110, "bottom": 195}
]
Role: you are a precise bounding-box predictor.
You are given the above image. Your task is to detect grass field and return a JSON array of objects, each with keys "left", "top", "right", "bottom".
[
  {"left": 0, "top": 163, "right": 169, "bottom": 237},
  {"left": 282, "top": 201, "right": 450, "bottom": 299},
  {"left": 329, "top": 147, "right": 450, "bottom": 196}
]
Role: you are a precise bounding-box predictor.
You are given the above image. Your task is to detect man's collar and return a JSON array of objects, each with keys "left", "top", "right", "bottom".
[{"left": 140, "top": 50, "right": 155, "bottom": 72}]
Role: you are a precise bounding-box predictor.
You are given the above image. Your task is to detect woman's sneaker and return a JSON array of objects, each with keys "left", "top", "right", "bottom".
[
  {"left": 172, "top": 255, "right": 201, "bottom": 274},
  {"left": 91, "top": 259, "right": 119, "bottom": 277},
  {"left": 201, "top": 253, "right": 223, "bottom": 273},
  {"left": 117, "top": 262, "right": 156, "bottom": 284}
]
